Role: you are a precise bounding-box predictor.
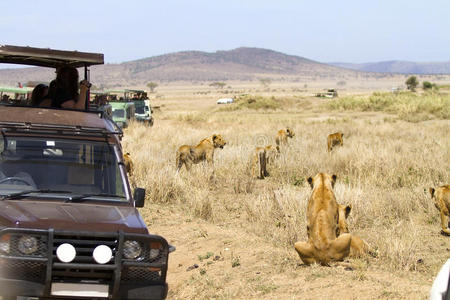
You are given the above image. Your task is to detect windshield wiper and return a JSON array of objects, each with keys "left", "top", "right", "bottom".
[
  {"left": 65, "top": 193, "right": 126, "bottom": 203},
  {"left": 1, "top": 189, "right": 74, "bottom": 200}
]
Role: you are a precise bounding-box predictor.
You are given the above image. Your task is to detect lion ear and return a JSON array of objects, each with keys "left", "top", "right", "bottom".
[
  {"left": 341, "top": 133, "right": 344, "bottom": 137},
  {"left": 331, "top": 174, "right": 337, "bottom": 188},
  {"left": 345, "top": 205, "right": 352, "bottom": 218},
  {"left": 429, "top": 187, "right": 435, "bottom": 197},
  {"left": 307, "top": 177, "right": 313, "bottom": 188}
]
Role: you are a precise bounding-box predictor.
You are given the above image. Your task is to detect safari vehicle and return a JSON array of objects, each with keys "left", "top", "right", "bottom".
[
  {"left": 315, "top": 89, "right": 338, "bottom": 98},
  {"left": 90, "top": 91, "right": 113, "bottom": 118},
  {"left": 0, "top": 45, "right": 171, "bottom": 300},
  {"left": 0, "top": 86, "right": 33, "bottom": 104},
  {"left": 109, "top": 89, "right": 153, "bottom": 126},
  {"left": 110, "top": 101, "right": 136, "bottom": 129}
]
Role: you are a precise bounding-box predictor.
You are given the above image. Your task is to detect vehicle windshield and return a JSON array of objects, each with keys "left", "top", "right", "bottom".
[
  {"left": 0, "top": 136, "right": 126, "bottom": 201},
  {"left": 135, "top": 106, "right": 145, "bottom": 114},
  {"left": 113, "top": 109, "right": 125, "bottom": 118}
]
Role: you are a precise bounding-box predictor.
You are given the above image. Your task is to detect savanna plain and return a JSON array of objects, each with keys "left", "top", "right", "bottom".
[{"left": 122, "top": 82, "right": 449, "bottom": 299}]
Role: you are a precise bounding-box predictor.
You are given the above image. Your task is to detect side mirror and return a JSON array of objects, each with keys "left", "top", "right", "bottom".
[{"left": 133, "top": 188, "right": 146, "bottom": 208}]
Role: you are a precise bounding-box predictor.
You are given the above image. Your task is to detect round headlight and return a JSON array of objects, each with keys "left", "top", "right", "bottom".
[
  {"left": 56, "top": 243, "right": 76, "bottom": 263},
  {"left": 93, "top": 245, "right": 112, "bottom": 264},
  {"left": 18, "top": 235, "right": 39, "bottom": 255},
  {"left": 149, "top": 248, "right": 160, "bottom": 260},
  {"left": 123, "top": 240, "right": 142, "bottom": 259}
]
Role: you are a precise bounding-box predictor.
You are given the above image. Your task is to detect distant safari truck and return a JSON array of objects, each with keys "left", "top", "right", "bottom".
[
  {"left": 315, "top": 89, "right": 338, "bottom": 98},
  {"left": 217, "top": 98, "right": 234, "bottom": 104},
  {"left": 108, "top": 89, "right": 154, "bottom": 126},
  {"left": 110, "top": 101, "right": 135, "bottom": 128}
]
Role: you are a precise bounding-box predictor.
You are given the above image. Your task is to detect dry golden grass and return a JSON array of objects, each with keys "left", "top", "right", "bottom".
[{"left": 122, "top": 88, "right": 449, "bottom": 299}]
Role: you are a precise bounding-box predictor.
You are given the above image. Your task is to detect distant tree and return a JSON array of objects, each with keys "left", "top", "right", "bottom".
[
  {"left": 337, "top": 80, "right": 346, "bottom": 87},
  {"left": 405, "top": 76, "right": 418, "bottom": 91},
  {"left": 146, "top": 82, "right": 158, "bottom": 93},
  {"left": 303, "top": 83, "right": 308, "bottom": 89},
  {"left": 209, "top": 82, "right": 226, "bottom": 89},
  {"left": 259, "top": 78, "right": 272, "bottom": 87}
]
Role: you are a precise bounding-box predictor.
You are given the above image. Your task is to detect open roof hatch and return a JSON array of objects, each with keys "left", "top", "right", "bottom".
[{"left": 0, "top": 44, "right": 104, "bottom": 68}]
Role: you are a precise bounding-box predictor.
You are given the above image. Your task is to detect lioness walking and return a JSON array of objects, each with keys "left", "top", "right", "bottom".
[
  {"left": 176, "top": 134, "right": 226, "bottom": 172},
  {"left": 275, "top": 127, "right": 295, "bottom": 149},
  {"left": 327, "top": 132, "right": 344, "bottom": 152},
  {"left": 429, "top": 185, "right": 450, "bottom": 235}
]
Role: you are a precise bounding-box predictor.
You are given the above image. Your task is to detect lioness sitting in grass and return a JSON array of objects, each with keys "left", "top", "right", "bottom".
[
  {"left": 327, "top": 132, "right": 344, "bottom": 152},
  {"left": 429, "top": 185, "right": 450, "bottom": 235},
  {"left": 294, "top": 173, "right": 352, "bottom": 265},
  {"left": 275, "top": 127, "right": 295, "bottom": 149},
  {"left": 176, "top": 134, "right": 226, "bottom": 172}
]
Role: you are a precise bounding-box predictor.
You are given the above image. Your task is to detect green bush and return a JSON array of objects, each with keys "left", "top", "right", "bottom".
[
  {"left": 217, "top": 94, "right": 282, "bottom": 111},
  {"left": 422, "top": 81, "right": 438, "bottom": 91},
  {"left": 422, "top": 81, "right": 433, "bottom": 90}
]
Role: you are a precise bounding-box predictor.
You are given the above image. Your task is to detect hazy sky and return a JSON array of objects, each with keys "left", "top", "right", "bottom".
[{"left": 2, "top": 0, "right": 449, "bottom": 64}]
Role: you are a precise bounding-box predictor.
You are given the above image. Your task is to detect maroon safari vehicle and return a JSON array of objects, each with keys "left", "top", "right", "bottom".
[{"left": 0, "top": 45, "right": 172, "bottom": 300}]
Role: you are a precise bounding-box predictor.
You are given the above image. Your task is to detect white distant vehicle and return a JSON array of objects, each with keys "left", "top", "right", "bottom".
[{"left": 217, "top": 98, "right": 234, "bottom": 104}]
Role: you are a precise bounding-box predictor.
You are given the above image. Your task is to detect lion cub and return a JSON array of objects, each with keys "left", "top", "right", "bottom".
[
  {"left": 275, "top": 128, "right": 295, "bottom": 149},
  {"left": 294, "top": 173, "right": 352, "bottom": 265},
  {"left": 429, "top": 185, "right": 450, "bottom": 235},
  {"left": 337, "top": 204, "right": 371, "bottom": 256},
  {"left": 327, "top": 132, "right": 344, "bottom": 152},
  {"left": 123, "top": 152, "right": 134, "bottom": 176},
  {"left": 250, "top": 145, "right": 278, "bottom": 179},
  {"left": 176, "top": 134, "right": 226, "bottom": 172}
]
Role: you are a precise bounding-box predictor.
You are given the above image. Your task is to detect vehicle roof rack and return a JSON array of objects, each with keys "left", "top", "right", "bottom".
[
  {"left": 0, "top": 104, "right": 123, "bottom": 138},
  {"left": 0, "top": 122, "right": 122, "bottom": 139},
  {"left": 0, "top": 45, "right": 104, "bottom": 68}
]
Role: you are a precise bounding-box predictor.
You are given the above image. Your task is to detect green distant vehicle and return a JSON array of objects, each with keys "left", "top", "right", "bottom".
[
  {"left": 110, "top": 101, "right": 135, "bottom": 128},
  {"left": 108, "top": 89, "right": 154, "bottom": 126},
  {"left": 0, "top": 86, "right": 33, "bottom": 104}
]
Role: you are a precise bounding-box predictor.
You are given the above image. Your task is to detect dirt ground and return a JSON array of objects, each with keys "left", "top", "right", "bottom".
[{"left": 142, "top": 202, "right": 447, "bottom": 299}]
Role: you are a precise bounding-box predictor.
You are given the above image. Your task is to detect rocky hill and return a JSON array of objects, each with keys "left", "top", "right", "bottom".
[{"left": 0, "top": 47, "right": 362, "bottom": 87}]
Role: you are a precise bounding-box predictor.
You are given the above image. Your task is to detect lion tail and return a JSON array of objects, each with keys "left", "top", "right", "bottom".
[{"left": 176, "top": 150, "right": 183, "bottom": 171}]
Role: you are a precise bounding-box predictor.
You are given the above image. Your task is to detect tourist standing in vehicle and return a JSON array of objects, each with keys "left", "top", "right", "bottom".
[
  {"left": 30, "top": 83, "right": 49, "bottom": 106},
  {"left": 45, "top": 66, "right": 90, "bottom": 110}
]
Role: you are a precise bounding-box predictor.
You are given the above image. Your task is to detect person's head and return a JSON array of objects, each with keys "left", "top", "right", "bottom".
[
  {"left": 56, "top": 66, "right": 79, "bottom": 97},
  {"left": 31, "top": 83, "right": 49, "bottom": 106}
]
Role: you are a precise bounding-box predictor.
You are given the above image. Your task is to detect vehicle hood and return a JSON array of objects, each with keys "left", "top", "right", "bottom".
[{"left": 0, "top": 200, "right": 148, "bottom": 234}]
